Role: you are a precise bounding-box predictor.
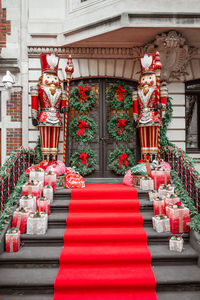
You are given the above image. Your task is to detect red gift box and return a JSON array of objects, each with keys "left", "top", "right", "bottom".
[
  {"left": 6, "top": 228, "right": 20, "bottom": 252},
  {"left": 153, "top": 198, "right": 165, "bottom": 216},
  {"left": 151, "top": 169, "right": 170, "bottom": 190},
  {"left": 37, "top": 197, "right": 50, "bottom": 215},
  {"left": 169, "top": 203, "right": 190, "bottom": 234},
  {"left": 12, "top": 207, "right": 30, "bottom": 234}
]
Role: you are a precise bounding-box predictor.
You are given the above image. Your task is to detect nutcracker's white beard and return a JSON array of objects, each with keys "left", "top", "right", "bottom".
[{"left": 138, "top": 86, "right": 156, "bottom": 107}]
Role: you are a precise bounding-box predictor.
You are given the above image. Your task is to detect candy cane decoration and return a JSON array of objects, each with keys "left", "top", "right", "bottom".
[
  {"left": 185, "top": 160, "right": 189, "bottom": 192},
  {"left": 189, "top": 167, "right": 194, "bottom": 199},
  {"left": 17, "top": 151, "right": 20, "bottom": 180},
  {"left": 0, "top": 177, "right": 4, "bottom": 213},
  {"left": 196, "top": 176, "right": 200, "bottom": 212},
  {"left": 4, "top": 167, "right": 10, "bottom": 199},
  {"left": 157, "top": 125, "right": 161, "bottom": 164},
  {"left": 9, "top": 158, "right": 15, "bottom": 188},
  {"left": 20, "top": 146, "right": 25, "bottom": 172},
  {"left": 63, "top": 55, "right": 74, "bottom": 163}
]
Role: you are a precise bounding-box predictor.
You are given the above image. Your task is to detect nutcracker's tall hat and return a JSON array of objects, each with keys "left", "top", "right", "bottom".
[
  {"left": 40, "top": 53, "right": 59, "bottom": 74},
  {"left": 140, "top": 52, "right": 162, "bottom": 75}
]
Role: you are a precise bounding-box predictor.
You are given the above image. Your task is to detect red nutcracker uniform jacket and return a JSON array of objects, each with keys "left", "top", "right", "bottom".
[
  {"left": 31, "top": 85, "right": 67, "bottom": 127},
  {"left": 133, "top": 85, "right": 167, "bottom": 127}
]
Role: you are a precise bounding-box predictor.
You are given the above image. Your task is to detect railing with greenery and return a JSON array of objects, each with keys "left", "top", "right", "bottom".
[
  {"left": 0, "top": 137, "right": 42, "bottom": 230},
  {"left": 162, "top": 145, "right": 200, "bottom": 232}
]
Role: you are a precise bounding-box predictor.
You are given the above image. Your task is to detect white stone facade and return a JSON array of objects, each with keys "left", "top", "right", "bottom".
[{"left": 1, "top": 0, "right": 200, "bottom": 165}]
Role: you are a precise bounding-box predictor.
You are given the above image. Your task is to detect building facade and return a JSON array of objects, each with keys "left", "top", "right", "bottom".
[{"left": 0, "top": 0, "right": 200, "bottom": 171}]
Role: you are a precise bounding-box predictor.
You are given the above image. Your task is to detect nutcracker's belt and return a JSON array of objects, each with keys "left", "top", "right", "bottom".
[{"left": 41, "top": 108, "right": 60, "bottom": 113}]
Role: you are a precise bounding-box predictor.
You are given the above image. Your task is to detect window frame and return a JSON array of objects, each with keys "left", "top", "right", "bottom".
[{"left": 185, "top": 80, "right": 200, "bottom": 153}]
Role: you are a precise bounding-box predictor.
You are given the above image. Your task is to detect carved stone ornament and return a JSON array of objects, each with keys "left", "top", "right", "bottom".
[{"left": 142, "top": 31, "right": 197, "bottom": 82}]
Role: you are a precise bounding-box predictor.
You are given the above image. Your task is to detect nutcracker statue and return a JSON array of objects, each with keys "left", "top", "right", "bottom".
[
  {"left": 30, "top": 53, "right": 68, "bottom": 160},
  {"left": 133, "top": 51, "right": 168, "bottom": 162}
]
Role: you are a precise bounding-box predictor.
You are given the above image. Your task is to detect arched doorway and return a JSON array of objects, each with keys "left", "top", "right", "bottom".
[{"left": 65, "top": 78, "right": 139, "bottom": 177}]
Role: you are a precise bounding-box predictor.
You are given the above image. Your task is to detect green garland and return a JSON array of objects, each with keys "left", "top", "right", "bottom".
[
  {"left": 70, "top": 148, "right": 97, "bottom": 176},
  {"left": 108, "top": 148, "right": 135, "bottom": 175},
  {"left": 170, "top": 170, "right": 200, "bottom": 232},
  {"left": 69, "top": 116, "right": 97, "bottom": 143},
  {"left": 0, "top": 172, "right": 28, "bottom": 231},
  {"left": 70, "top": 83, "right": 96, "bottom": 112},
  {"left": 107, "top": 114, "right": 134, "bottom": 141},
  {"left": 106, "top": 81, "right": 132, "bottom": 110},
  {"left": 160, "top": 96, "right": 173, "bottom": 152}
]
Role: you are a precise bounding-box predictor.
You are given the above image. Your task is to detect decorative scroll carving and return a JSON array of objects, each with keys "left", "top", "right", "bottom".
[{"left": 143, "top": 31, "right": 197, "bottom": 81}]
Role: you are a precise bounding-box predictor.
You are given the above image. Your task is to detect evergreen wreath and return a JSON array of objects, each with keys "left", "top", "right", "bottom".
[
  {"left": 70, "top": 148, "right": 97, "bottom": 176},
  {"left": 69, "top": 116, "right": 97, "bottom": 143},
  {"left": 106, "top": 81, "right": 132, "bottom": 110},
  {"left": 70, "top": 83, "right": 96, "bottom": 112},
  {"left": 107, "top": 113, "right": 134, "bottom": 141},
  {"left": 108, "top": 148, "right": 135, "bottom": 175}
]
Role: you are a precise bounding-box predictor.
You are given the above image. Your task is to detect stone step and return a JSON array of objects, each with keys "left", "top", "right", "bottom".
[
  {"left": 0, "top": 244, "right": 197, "bottom": 267},
  {"left": 0, "top": 265, "right": 200, "bottom": 294},
  {"left": 47, "top": 211, "right": 154, "bottom": 228},
  {"left": 20, "top": 226, "right": 190, "bottom": 247},
  {"left": 157, "top": 291, "right": 200, "bottom": 300},
  {"left": 1, "top": 290, "right": 200, "bottom": 300}
]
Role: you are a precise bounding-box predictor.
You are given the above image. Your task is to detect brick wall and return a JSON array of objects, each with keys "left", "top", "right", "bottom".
[
  {"left": 7, "top": 91, "right": 22, "bottom": 122},
  {"left": 0, "top": 0, "right": 11, "bottom": 54},
  {"left": 6, "top": 128, "right": 22, "bottom": 155}
]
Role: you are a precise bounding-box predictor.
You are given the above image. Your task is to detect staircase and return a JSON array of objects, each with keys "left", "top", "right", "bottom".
[{"left": 0, "top": 182, "right": 200, "bottom": 300}]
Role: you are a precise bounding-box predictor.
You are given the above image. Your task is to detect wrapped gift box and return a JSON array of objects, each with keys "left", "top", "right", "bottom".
[
  {"left": 140, "top": 177, "right": 154, "bottom": 191},
  {"left": 30, "top": 167, "right": 44, "bottom": 187},
  {"left": 22, "top": 179, "right": 42, "bottom": 199},
  {"left": 158, "top": 184, "right": 174, "bottom": 198},
  {"left": 153, "top": 198, "right": 165, "bottom": 216},
  {"left": 169, "top": 203, "right": 190, "bottom": 234},
  {"left": 19, "top": 194, "right": 36, "bottom": 212},
  {"left": 152, "top": 215, "right": 170, "bottom": 233},
  {"left": 43, "top": 185, "right": 53, "bottom": 203},
  {"left": 27, "top": 212, "right": 48, "bottom": 235},
  {"left": 12, "top": 207, "right": 30, "bottom": 234},
  {"left": 164, "top": 194, "right": 180, "bottom": 208},
  {"left": 149, "top": 191, "right": 159, "bottom": 202},
  {"left": 37, "top": 197, "right": 50, "bottom": 215},
  {"left": 44, "top": 171, "right": 56, "bottom": 192},
  {"left": 151, "top": 169, "right": 170, "bottom": 190},
  {"left": 6, "top": 228, "right": 20, "bottom": 252},
  {"left": 166, "top": 205, "right": 173, "bottom": 218},
  {"left": 169, "top": 235, "right": 184, "bottom": 252},
  {"left": 65, "top": 172, "right": 85, "bottom": 189}
]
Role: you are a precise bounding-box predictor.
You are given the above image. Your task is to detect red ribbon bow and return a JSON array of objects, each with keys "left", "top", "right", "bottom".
[
  {"left": 77, "top": 120, "right": 87, "bottom": 136},
  {"left": 78, "top": 85, "right": 91, "bottom": 100},
  {"left": 79, "top": 151, "right": 87, "bottom": 165},
  {"left": 116, "top": 84, "right": 126, "bottom": 102},
  {"left": 119, "top": 153, "right": 127, "bottom": 168},
  {"left": 117, "top": 118, "right": 127, "bottom": 135}
]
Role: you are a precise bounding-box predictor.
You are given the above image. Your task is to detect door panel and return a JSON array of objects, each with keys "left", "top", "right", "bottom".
[{"left": 66, "top": 78, "right": 138, "bottom": 177}]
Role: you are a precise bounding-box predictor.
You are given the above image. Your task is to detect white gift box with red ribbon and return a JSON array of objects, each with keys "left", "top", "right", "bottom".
[{"left": 169, "top": 235, "right": 184, "bottom": 252}]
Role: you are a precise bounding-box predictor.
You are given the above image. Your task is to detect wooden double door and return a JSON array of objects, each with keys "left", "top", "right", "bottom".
[{"left": 66, "top": 78, "right": 139, "bottom": 177}]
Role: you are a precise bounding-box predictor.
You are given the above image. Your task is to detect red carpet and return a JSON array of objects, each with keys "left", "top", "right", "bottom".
[{"left": 53, "top": 184, "right": 157, "bottom": 300}]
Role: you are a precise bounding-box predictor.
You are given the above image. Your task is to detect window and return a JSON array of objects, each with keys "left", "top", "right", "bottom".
[{"left": 186, "top": 80, "right": 200, "bottom": 152}]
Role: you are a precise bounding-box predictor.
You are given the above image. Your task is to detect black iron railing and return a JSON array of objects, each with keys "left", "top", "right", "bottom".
[
  {"left": 0, "top": 146, "right": 36, "bottom": 213},
  {"left": 162, "top": 145, "right": 200, "bottom": 213}
]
